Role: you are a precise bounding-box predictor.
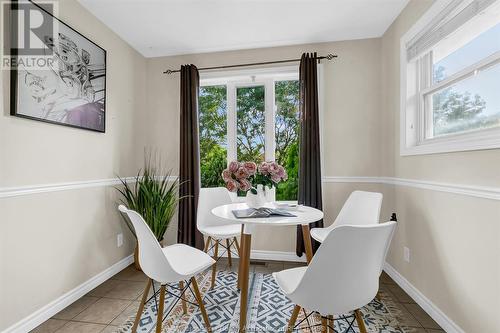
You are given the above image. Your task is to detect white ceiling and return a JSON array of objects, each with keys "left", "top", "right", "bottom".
[{"left": 78, "top": 0, "right": 409, "bottom": 58}]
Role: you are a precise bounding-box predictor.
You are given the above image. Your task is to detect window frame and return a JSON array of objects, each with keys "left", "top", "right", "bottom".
[
  {"left": 200, "top": 66, "right": 300, "bottom": 201},
  {"left": 400, "top": 0, "right": 500, "bottom": 156}
]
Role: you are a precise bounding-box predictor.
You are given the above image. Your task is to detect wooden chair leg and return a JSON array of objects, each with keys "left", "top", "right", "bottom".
[
  {"left": 328, "top": 315, "right": 334, "bottom": 333},
  {"left": 204, "top": 236, "right": 212, "bottom": 253},
  {"left": 211, "top": 240, "right": 219, "bottom": 289},
  {"left": 155, "top": 285, "right": 166, "bottom": 333},
  {"left": 286, "top": 305, "right": 301, "bottom": 333},
  {"left": 233, "top": 237, "right": 240, "bottom": 256},
  {"left": 355, "top": 309, "right": 367, "bottom": 333},
  {"left": 321, "top": 316, "right": 328, "bottom": 332},
  {"left": 132, "top": 279, "right": 152, "bottom": 333},
  {"left": 179, "top": 281, "right": 187, "bottom": 315},
  {"left": 226, "top": 239, "right": 232, "bottom": 267},
  {"left": 191, "top": 277, "right": 212, "bottom": 333}
]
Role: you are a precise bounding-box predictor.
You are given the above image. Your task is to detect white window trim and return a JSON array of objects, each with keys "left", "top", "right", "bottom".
[{"left": 400, "top": 0, "right": 500, "bottom": 156}]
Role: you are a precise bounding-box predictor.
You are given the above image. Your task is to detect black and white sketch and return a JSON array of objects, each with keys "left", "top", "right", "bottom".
[{"left": 11, "top": 1, "right": 106, "bottom": 132}]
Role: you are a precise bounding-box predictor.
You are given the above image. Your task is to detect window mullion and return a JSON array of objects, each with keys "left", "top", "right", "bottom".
[
  {"left": 226, "top": 82, "right": 237, "bottom": 164},
  {"left": 264, "top": 79, "right": 275, "bottom": 162}
]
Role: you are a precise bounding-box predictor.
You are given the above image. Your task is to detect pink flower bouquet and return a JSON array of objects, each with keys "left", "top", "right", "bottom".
[
  {"left": 222, "top": 160, "right": 287, "bottom": 194},
  {"left": 221, "top": 161, "right": 257, "bottom": 193}
]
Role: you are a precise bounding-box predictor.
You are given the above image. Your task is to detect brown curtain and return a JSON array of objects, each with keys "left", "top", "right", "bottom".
[
  {"left": 177, "top": 64, "right": 204, "bottom": 250},
  {"left": 296, "top": 52, "right": 324, "bottom": 257}
]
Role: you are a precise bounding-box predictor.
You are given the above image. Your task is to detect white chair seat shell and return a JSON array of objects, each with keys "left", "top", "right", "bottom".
[
  {"left": 198, "top": 224, "right": 241, "bottom": 239},
  {"left": 310, "top": 191, "right": 383, "bottom": 243},
  {"left": 162, "top": 244, "right": 214, "bottom": 279},
  {"left": 273, "top": 267, "right": 307, "bottom": 295},
  {"left": 118, "top": 205, "right": 215, "bottom": 284},
  {"left": 274, "top": 223, "right": 397, "bottom": 316},
  {"left": 310, "top": 228, "right": 330, "bottom": 243}
]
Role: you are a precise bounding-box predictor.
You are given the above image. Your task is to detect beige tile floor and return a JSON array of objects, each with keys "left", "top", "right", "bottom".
[{"left": 31, "top": 259, "right": 444, "bottom": 333}]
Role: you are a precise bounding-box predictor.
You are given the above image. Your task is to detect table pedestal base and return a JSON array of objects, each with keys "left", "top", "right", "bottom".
[{"left": 237, "top": 224, "right": 313, "bottom": 332}]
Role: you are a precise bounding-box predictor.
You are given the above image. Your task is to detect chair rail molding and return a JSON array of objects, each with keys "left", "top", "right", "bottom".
[
  {"left": 0, "top": 176, "right": 177, "bottom": 199},
  {"left": 322, "top": 176, "right": 500, "bottom": 201},
  {"left": 1, "top": 176, "right": 499, "bottom": 201}
]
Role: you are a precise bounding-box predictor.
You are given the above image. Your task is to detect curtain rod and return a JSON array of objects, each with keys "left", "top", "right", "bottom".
[{"left": 162, "top": 53, "right": 338, "bottom": 74}]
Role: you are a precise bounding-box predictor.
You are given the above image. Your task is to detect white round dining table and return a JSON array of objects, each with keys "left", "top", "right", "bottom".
[{"left": 211, "top": 202, "right": 324, "bottom": 333}]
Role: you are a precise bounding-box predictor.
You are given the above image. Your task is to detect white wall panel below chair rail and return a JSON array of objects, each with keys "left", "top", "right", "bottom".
[{"left": 1, "top": 176, "right": 499, "bottom": 200}]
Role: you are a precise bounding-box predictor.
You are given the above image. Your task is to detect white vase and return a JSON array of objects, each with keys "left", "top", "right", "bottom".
[
  {"left": 246, "top": 184, "right": 267, "bottom": 208},
  {"left": 264, "top": 186, "right": 275, "bottom": 203}
]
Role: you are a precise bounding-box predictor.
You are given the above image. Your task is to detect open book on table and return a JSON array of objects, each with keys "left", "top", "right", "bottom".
[{"left": 232, "top": 207, "right": 297, "bottom": 218}]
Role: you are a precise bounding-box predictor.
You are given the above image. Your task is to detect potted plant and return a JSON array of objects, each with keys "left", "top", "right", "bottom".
[
  {"left": 222, "top": 160, "right": 288, "bottom": 208},
  {"left": 116, "top": 155, "right": 182, "bottom": 270}
]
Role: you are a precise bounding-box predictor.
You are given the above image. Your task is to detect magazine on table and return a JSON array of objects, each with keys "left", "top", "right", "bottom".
[{"left": 232, "top": 207, "right": 297, "bottom": 218}]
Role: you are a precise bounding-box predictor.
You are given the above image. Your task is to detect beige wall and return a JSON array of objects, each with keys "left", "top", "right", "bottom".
[
  {"left": 381, "top": 1, "right": 500, "bottom": 331},
  {"left": 2, "top": 0, "right": 497, "bottom": 331},
  {"left": 144, "top": 38, "right": 388, "bottom": 250},
  {"left": 0, "top": 0, "right": 146, "bottom": 330}
]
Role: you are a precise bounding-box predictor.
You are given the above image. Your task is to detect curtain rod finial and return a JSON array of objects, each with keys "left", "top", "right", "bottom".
[{"left": 325, "top": 54, "right": 337, "bottom": 60}]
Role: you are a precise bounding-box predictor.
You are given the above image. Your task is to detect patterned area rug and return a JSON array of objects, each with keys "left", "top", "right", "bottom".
[{"left": 117, "top": 270, "right": 417, "bottom": 333}]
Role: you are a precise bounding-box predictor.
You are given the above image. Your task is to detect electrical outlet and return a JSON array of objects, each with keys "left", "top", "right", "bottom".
[
  {"left": 404, "top": 246, "right": 410, "bottom": 263},
  {"left": 117, "top": 233, "right": 124, "bottom": 247}
]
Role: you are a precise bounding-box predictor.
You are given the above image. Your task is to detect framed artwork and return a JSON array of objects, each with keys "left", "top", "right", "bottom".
[{"left": 10, "top": 0, "right": 107, "bottom": 132}]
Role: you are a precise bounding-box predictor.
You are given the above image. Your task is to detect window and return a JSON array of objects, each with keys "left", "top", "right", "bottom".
[
  {"left": 199, "top": 68, "right": 300, "bottom": 201},
  {"left": 199, "top": 85, "right": 227, "bottom": 188},
  {"left": 401, "top": 0, "right": 500, "bottom": 155}
]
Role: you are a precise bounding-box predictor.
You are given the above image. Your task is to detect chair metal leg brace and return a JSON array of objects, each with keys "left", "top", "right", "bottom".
[
  {"left": 288, "top": 309, "right": 357, "bottom": 333},
  {"left": 132, "top": 278, "right": 212, "bottom": 333},
  {"left": 206, "top": 238, "right": 240, "bottom": 259}
]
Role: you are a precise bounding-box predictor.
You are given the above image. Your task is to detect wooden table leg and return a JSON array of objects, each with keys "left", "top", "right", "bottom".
[
  {"left": 239, "top": 231, "right": 252, "bottom": 333},
  {"left": 301, "top": 224, "right": 314, "bottom": 264},
  {"left": 237, "top": 225, "right": 245, "bottom": 290}
]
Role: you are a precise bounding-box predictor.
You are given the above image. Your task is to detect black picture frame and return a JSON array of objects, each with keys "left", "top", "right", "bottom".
[{"left": 10, "top": 0, "right": 107, "bottom": 133}]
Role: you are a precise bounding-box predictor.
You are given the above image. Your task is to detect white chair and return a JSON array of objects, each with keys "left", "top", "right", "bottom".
[
  {"left": 310, "top": 190, "right": 383, "bottom": 243},
  {"left": 273, "top": 222, "right": 396, "bottom": 333},
  {"left": 118, "top": 205, "right": 215, "bottom": 333},
  {"left": 198, "top": 187, "right": 241, "bottom": 289}
]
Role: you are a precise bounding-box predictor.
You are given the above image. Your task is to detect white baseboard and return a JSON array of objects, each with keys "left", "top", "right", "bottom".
[
  {"left": 383, "top": 262, "right": 464, "bottom": 333},
  {"left": 219, "top": 249, "right": 307, "bottom": 262},
  {"left": 2, "top": 255, "right": 134, "bottom": 333}
]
